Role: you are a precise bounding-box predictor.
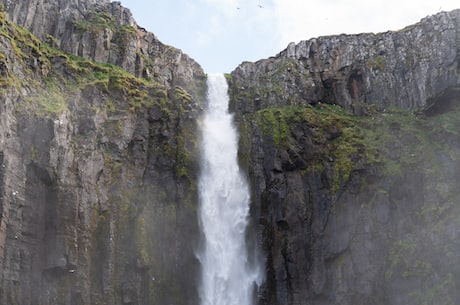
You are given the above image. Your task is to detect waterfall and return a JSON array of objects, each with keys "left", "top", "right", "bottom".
[{"left": 198, "top": 73, "right": 263, "bottom": 305}]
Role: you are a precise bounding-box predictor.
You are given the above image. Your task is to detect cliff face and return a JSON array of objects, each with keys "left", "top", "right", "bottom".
[
  {"left": 235, "top": 104, "right": 460, "bottom": 305},
  {"left": 1, "top": 1, "right": 460, "bottom": 305},
  {"left": 0, "top": 8, "right": 205, "bottom": 305},
  {"left": 230, "top": 10, "right": 460, "bottom": 115},
  {"left": 0, "top": 0, "right": 204, "bottom": 97},
  {"left": 229, "top": 9, "right": 460, "bottom": 305}
]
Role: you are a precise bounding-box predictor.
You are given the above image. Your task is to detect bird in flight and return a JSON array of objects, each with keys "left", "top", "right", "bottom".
[{"left": 236, "top": 4, "right": 264, "bottom": 10}]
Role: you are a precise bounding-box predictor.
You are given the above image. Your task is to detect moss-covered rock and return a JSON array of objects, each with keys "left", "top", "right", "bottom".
[
  {"left": 0, "top": 10, "right": 201, "bottom": 305},
  {"left": 235, "top": 76, "right": 460, "bottom": 305}
]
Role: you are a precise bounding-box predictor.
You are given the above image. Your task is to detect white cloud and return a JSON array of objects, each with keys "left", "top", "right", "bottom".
[{"left": 273, "top": 0, "right": 460, "bottom": 49}]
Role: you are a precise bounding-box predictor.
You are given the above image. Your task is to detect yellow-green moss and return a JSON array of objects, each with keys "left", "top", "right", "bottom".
[
  {"left": 246, "top": 101, "right": 460, "bottom": 192},
  {"left": 409, "top": 273, "right": 455, "bottom": 305},
  {"left": 256, "top": 107, "right": 294, "bottom": 147},
  {"left": 74, "top": 10, "right": 116, "bottom": 35},
  {"left": 0, "top": 9, "right": 175, "bottom": 118},
  {"left": 366, "top": 55, "right": 386, "bottom": 71},
  {"left": 174, "top": 86, "right": 193, "bottom": 102}
]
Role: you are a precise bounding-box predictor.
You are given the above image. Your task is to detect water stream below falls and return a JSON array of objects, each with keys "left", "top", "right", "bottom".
[{"left": 198, "top": 74, "right": 263, "bottom": 305}]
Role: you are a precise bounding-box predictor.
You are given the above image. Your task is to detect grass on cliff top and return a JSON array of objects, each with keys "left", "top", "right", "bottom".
[
  {"left": 74, "top": 9, "right": 137, "bottom": 37},
  {"left": 0, "top": 10, "right": 169, "bottom": 116},
  {"left": 24, "top": 51, "right": 165, "bottom": 116}
]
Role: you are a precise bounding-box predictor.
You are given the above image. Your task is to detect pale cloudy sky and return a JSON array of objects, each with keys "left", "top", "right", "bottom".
[{"left": 118, "top": 0, "right": 459, "bottom": 73}]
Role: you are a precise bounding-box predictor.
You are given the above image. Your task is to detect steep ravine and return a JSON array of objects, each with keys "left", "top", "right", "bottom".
[{"left": 1, "top": 1, "right": 460, "bottom": 305}]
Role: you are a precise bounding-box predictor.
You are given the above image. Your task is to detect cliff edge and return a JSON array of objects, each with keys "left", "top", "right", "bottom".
[
  {"left": 230, "top": 9, "right": 460, "bottom": 115},
  {"left": 0, "top": 0, "right": 205, "bottom": 97}
]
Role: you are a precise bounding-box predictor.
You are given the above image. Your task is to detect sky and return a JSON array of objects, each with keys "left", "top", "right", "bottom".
[{"left": 117, "top": 0, "right": 459, "bottom": 73}]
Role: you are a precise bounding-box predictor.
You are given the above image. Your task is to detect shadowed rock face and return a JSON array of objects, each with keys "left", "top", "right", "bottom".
[
  {"left": 229, "top": 8, "right": 460, "bottom": 305},
  {"left": 1, "top": 0, "right": 460, "bottom": 304}
]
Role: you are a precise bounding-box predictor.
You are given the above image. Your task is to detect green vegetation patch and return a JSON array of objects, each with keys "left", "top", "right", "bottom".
[
  {"left": 75, "top": 10, "right": 116, "bottom": 35},
  {"left": 249, "top": 104, "right": 379, "bottom": 187},
  {"left": 0, "top": 10, "right": 176, "bottom": 118},
  {"left": 244, "top": 100, "right": 460, "bottom": 191}
]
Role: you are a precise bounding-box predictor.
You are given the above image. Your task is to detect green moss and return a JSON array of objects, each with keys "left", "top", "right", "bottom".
[
  {"left": 428, "top": 104, "right": 460, "bottom": 137},
  {"left": 0, "top": 11, "right": 52, "bottom": 89},
  {"left": 30, "top": 145, "right": 38, "bottom": 161},
  {"left": 223, "top": 73, "right": 232, "bottom": 83},
  {"left": 0, "top": 9, "right": 177, "bottom": 117},
  {"left": 29, "top": 78, "right": 68, "bottom": 114},
  {"left": 367, "top": 55, "right": 386, "bottom": 71},
  {"left": 174, "top": 86, "right": 192, "bottom": 102},
  {"left": 385, "top": 238, "right": 417, "bottom": 280},
  {"left": 119, "top": 24, "right": 136, "bottom": 35},
  {"left": 74, "top": 10, "right": 116, "bottom": 35},
  {"left": 112, "top": 24, "right": 137, "bottom": 57},
  {"left": 134, "top": 216, "right": 150, "bottom": 266},
  {"left": 256, "top": 107, "right": 296, "bottom": 147},
  {"left": 409, "top": 273, "right": 455, "bottom": 305},
  {"left": 246, "top": 101, "right": 460, "bottom": 192},
  {"left": 251, "top": 104, "right": 380, "bottom": 189},
  {"left": 26, "top": 49, "right": 166, "bottom": 116},
  {"left": 0, "top": 8, "right": 199, "bottom": 304},
  {"left": 153, "top": 88, "right": 168, "bottom": 99}
]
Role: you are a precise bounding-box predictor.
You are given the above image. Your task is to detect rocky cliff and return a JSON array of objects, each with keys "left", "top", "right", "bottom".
[
  {"left": 1, "top": 0, "right": 460, "bottom": 305},
  {"left": 0, "top": 0, "right": 204, "bottom": 97},
  {"left": 229, "top": 8, "right": 460, "bottom": 305},
  {"left": 0, "top": 4, "right": 205, "bottom": 305},
  {"left": 230, "top": 10, "right": 460, "bottom": 115}
]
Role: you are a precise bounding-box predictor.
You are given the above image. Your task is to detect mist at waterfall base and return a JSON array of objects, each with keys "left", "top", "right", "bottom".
[{"left": 197, "top": 74, "right": 264, "bottom": 305}]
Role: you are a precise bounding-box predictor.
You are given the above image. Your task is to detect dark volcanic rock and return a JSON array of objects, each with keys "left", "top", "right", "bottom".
[
  {"left": 1, "top": 1, "right": 460, "bottom": 305},
  {"left": 229, "top": 9, "right": 460, "bottom": 115},
  {"left": 0, "top": 8, "right": 203, "bottom": 305},
  {"left": 237, "top": 102, "right": 460, "bottom": 305},
  {"left": 0, "top": 0, "right": 205, "bottom": 98},
  {"left": 230, "top": 9, "right": 460, "bottom": 305}
]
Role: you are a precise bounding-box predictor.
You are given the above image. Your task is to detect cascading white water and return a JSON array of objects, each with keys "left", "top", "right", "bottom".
[{"left": 198, "top": 73, "right": 262, "bottom": 305}]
